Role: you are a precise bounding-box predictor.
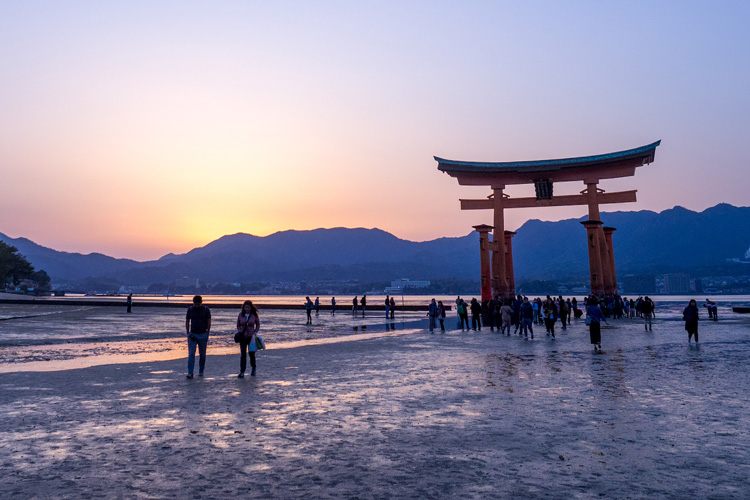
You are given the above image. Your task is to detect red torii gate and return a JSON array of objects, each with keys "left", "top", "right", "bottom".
[{"left": 435, "top": 141, "right": 661, "bottom": 300}]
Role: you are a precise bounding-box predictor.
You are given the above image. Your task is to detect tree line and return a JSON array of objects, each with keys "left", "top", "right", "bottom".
[{"left": 0, "top": 241, "right": 50, "bottom": 291}]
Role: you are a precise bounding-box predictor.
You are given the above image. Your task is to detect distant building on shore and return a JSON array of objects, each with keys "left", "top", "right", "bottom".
[
  {"left": 384, "top": 278, "right": 430, "bottom": 294},
  {"left": 663, "top": 273, "right": 691, "bottom": 294}
]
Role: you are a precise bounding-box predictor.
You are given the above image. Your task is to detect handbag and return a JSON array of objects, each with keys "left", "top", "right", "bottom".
[
  {"left": 235, "top": 316, "right": 250, "bottom": 343},
  {"left": 585, "top": 316, "right": 592, "bottom": 326},
  {"left": 255, "top": 335, "right": 265, "bottom": 350}
]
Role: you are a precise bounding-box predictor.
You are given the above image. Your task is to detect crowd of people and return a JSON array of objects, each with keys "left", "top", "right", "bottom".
[
  {"left": 432, "top": 293, "right": 716, "bottom": 352},
  {"left": 181, "top": 292, "right": 718, "bottom": 379}
]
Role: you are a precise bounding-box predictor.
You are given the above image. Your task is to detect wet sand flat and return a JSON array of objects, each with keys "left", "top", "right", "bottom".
[{"left": 2, "top": 316, "right": 750, "bottom": 499}]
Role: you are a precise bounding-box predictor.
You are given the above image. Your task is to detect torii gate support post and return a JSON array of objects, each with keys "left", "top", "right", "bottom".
[
  {"left": 473, "top": 224, "right": 494, "bottom": 302},
  {"left": 583, "top": 181, "right": 614, "bottom": 296},
  {"left": 581, "top": 220, "right": 606, "bottom": 296},
  {"left": 603, "top": 227, "right": 618, "bottom": 294},
  {"left": 492, "top": 186, "right": 510, "bottom": 299},
  {"left": 504, "top": 230, "right": 516, "bottom": 298}
]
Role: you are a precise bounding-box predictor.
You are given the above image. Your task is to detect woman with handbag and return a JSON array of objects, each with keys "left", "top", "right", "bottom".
[{"left": 236, "top": 300, "right": 261, "bottom": 377}]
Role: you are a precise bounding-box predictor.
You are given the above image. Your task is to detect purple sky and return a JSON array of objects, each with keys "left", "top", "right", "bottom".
[{"left": 1, "top": 1, "right": 748, "bottom": 260}]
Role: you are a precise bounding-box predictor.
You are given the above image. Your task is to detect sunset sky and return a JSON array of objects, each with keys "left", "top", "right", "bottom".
[{"left": 2, "top": 1, "right": 748, "bottom": 261}]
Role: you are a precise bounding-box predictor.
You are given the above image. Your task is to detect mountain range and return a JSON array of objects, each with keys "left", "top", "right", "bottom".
[{"left": 2, "top": 203, "right": 749, "bottom": 289}]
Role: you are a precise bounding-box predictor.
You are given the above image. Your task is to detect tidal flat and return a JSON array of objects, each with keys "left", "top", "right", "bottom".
[{"left": 1, "top": 305, "right": 749, "bottom": 498}]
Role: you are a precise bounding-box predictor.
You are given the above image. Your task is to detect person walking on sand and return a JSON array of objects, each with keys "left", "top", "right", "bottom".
[
  {"left": 642, "top": 296, "right": 655, "bottom": 331},
  {"left": 543, "top": 301, "right": 557, "bottom": 339},
  {"left": 185, "top": 295, "right": 211, "bottom": 378},
  {"left": 500, "top": 299, "right": 513, "bottom": 336},
  {"left": 428, "top": 298, "right": 438, "bottom": 333},
  {"left": 236, "top": 300, "right": 260, "bottom": 377},
  {"left": 305, "top": 296, "right": 314, "bottom": 324},
  {"left": 331, "top": 297, "right": 336, "bottom": 315},
  {"left": 520, "top": 296, "right": 534, "bottom": 339},
  {"left": 437, "top": 300, "right": 446, "bottom": 332},
  {"left": 684, "top": 299, "right": 700, "bottom": 344},
  {"left": 586, "top": 296, "right": 607, "bottom": 353}
]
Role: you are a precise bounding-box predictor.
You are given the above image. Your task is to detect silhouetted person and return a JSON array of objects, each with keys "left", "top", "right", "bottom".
[
  {"left": 586, "top": 296, "right": 606, "bottom": 353},
  {"left": 305, "top": 296, "right": 313, "bottom": 324},
  {"left": 361, "top": 294, "right": 367, "bottom": 317},
  {"left": 428, "top": 298, "right": 438, "bottom": 333},
  {"left": 185, "top": 295, "right": 211, "bottom": 378},
  {"left": 437, "top": 300, "right": 446, "bottom": 332},
  {"left": 684, "top": 299, "right": 700, "bottom": 343},
  {"left": 126, "top": 293, "right": 132, "bottom": 313},
  {"left": 236, "top": 300, "right": 260, "bottom": 377}
]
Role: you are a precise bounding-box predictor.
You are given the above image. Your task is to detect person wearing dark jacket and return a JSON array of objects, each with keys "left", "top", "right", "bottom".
[
  {"left": 683, "top": 299, "right": 700, "bottom": 343},
  {"left": 586, "top": 296, "right": 607, "bottom": 353},
  {"left": 470, "top": 298, "right": 482, "bottom": 331},
  {"left": 520, "top": 297, "right": 534, "bottom": 339}
]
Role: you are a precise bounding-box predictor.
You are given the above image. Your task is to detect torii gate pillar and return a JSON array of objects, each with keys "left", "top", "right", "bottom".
[
  {"left": 473, "top": 224, "right": 494, "bottom": 302},
  {"left": 504, "top": 230, "right": 516, "bottom": 298},
  {"left": 581, "top": 220, "right": 606, "bottom": 296},
  {"left": 603, "top": 227, "right": 618, "bottom": 295}
]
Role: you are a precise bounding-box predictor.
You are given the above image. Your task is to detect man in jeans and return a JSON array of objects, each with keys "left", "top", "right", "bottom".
[
  {"left": 185, "top": 295, "right": 211, "bottom": 379},
  {"left": 520, "top": 296, "right": 535, "bottom": 339}
]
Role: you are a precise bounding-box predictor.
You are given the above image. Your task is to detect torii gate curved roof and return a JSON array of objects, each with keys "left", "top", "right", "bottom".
[{"left": 435, "top": 140, "right": 661, "bottom": 186}]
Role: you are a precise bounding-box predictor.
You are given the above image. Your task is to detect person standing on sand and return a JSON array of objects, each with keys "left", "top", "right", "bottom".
[
  {"left": 126, "top": 293, "right": 132, "bottom": 313},
  {"left": 390, "top": 296, "right": 396, "bottom": 319},
  {"left": 331, "top": 297, "right": 336, "bottom": 315},
  {"left": 352, "top": 296, "right": 358, "bottom": 315},
  {"left": 520, "top": 297, "right": 534, "bottom": 339},
  {"left": 470, "top": 298, "right": 482, "bottom": 331},
  {"left": 385, "top": 295, "right": 390, "bottom": 319},
  {"left": 586, "top": 296, "right": 606, "bottom": 353},
  {"left": 361, "top": 294, "right": 367, "bottom": 317},
  {"left": 457, "top": 299, "right": 469, "bottom": 331},
  {"left": 305, "top": 296, "right": 313, "bottom": 324},
  {"left": 428, "top": 298, "right": 438, "bottom": 333},
  {"left": 683, "top": 299, "right": 700, "bottom": 344},
  {"left": 314, "top": 297, "right": 320, "bottom": 315},
  {"left": 236, "top": 300, "right": 260, "bottom": 377},
  {"left": 437, "top": 300, "right": 446, "bottom": 332},
  {"left": 642, "top": 296, "right": 655, "bottom": 331},
  {"left": 185, "top": 295, "right": 211, "bottom": 379}
]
